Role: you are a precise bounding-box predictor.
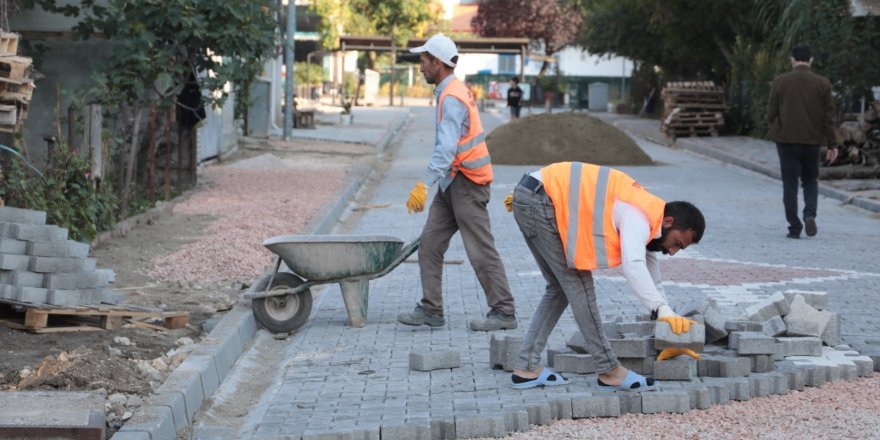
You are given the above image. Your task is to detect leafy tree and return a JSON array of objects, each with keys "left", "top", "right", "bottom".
[
  {"left": 311, "top": 0, "right": 376, "bottom": 50},
  {"left": 472, "top": 0, "right": 583, "bottom": 75},
  {"left": 294, "top": 62, "right": 326, "bottom": 86}
]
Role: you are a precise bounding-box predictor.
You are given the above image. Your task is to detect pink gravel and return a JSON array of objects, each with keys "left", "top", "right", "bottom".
[
  {"left": 147, "top": 165, "right": 346, "bottom": 282},
  {"left": 478, "top": 375, "right": 880, "bottom": 439}
]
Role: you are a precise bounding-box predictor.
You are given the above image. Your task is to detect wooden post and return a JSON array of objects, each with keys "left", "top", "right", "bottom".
[
  {"left": 146, "top": 100, "right": 157, "bottom": 201},
  {"left": 176, "top": 124, "right": 184, "bottom": 194},
  {"left": 125, "top": 105, "right": 142, "bottom": 193},
  {"left": 67, "top": 104, "right": 77, "bottom": 154},
  {"left": 163, "top": 107, "right": 173, "bottom": 200},
  {"left": 87, "top": 104, "right": 103, "bottom": 180},
  {"left": 189, "top": 127, "right": 197, "bottom": 186}
]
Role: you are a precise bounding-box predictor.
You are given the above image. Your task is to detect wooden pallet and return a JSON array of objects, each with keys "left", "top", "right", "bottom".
[
  {"left": 0, "top": 299, "right": 189, "bottom": 333},
  {"left": 662, "top": 126, "right": 719, "bottom": 139}
]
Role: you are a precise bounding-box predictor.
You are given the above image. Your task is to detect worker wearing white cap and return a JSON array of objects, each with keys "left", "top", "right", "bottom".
[{"left": 398, "top": 33, "right": 517, "bottom": 331}]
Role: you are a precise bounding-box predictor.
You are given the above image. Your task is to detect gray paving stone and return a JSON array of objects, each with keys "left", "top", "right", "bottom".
[
  {"left": 654, "top": 322, "right": 705, "bottom": 351},
  {"left": 175, "top": 355, "right": 220, "bottom": 401},
  {"left": 9, "top": 223, "right": 68, "bottom": 241},
  {"left": 0, "top": 206, "right": 46, "bottom": 225},
  {"left": 552, "top": 353, "right": 596, "bottom": 374},
  {"left": 8, "top": 270, "right": 44, "bottom": 287},
  {"left": 703, "top": 300, "right": 731, "bottom": 343},
  {"left": 455, "top": 415, "right": 506, "bottom": 439},
  {"left": 617, "top": 321, "right": 655, "bottom": 336},
  {"left": 749, "top": 354, "right": 775, "bottom": 373},
  {"left": 525, "top": 403, "right": 551, "bottom": 426},
  {"left": 724, "top": 320, "right": 763, "bottom": 332},
  {"left": 0, "top": 254, "right": 29, "bottom": 270},
  {"left": 776, "top": 337, "right": 822, "bottom": 356},
  {"left": 783, "top": 289, "right": 829, "bottom": 311},
  {"left": 489, "top": 335, "right": 521, "bottom": 372},
  {"left": 779, "top": 368, "right": 806, "bottom": 391},
  {"left": 640, "top": 391, "right": 689, "bottom": 414},
  {"left": 409, "top": 351, "right": 461, "bottom": 372},
  {"left": 701, "top": 381, "right": 730, "bottom": 405},
  {"left": 697, "top": 355, "right": 751, "bottom": 378},
  {"left": 765, "top": 372, "right": 790, "bottom": 395},
  {"left": 15, "top": 285, "right": 48, "bottom": 303},
  {"left": 380, "top": 422, "right": 431, "bottom": 440},
  {"left": 784, "top": 295, "right": 830, "bottom": 337},
  {"left": 802, "top": 365, "right": 828, "bottom": 387},
  {"left": 156, "top": 370, "right": 204, "bottom": 425},
  {"left": 677, "top": 297, "right": 709, "bottom": 317},
  {"left": 729, "top": 331, "right": 775, "bottom": 354},
  {"left": 430, "top": 417, "right": 455, "bottom": 440},
  {"left": 43, "top": 269, "right": 115, "bottom": 289},
  {"left": 118, "top": 406, "right": 175, "bottom": 440},
  {"left": 744, "top": 292, "right": 790, "bottom": 322},
  {"left": 147, "top": 389, "right": 189, "bottom": 433},
  {"left": 762, "top": 315, "right": 787, "bottom": 337},
  {"left": 785, "top": 319, "right": 822, "bottom": 337},
  {"left": 682, "top": 385, "right": 712, "bottom": 410},
  {"left": 566, "top": 331, "right": 588, "bottom": 353},
  {"left": 653, "top": 358, "right": 697, "bottom": 380},
  {"left": 570, "top": 394, "right": 620, "bottom": 418},
  {"left": 29, "top": 256, "right": 96, "bottom": 273},
  {"left": 747, "top": 375, "right": 771, "bottom": 398},
  {"left": 548, "top": 398, "right": 572, "bottom": 420},
  {"left": 610, "top": 337, "right": 654, "bottom": 358},
  {"left": 301, "top": 431, "right": 353, "bottom": 440},
  {"left": 821, "top": 312, "right": 841, "bottom": 346},
  {"left": 503, "top": 410, "right": 528, "bottom": 433},
  {"left": 618, "top": 357, "right": 653, "bottom": 375}
]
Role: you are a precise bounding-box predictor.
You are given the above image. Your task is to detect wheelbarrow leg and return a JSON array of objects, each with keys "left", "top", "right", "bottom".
[{"left": 339, "top": 277, "right": 369, "bottom": 327}]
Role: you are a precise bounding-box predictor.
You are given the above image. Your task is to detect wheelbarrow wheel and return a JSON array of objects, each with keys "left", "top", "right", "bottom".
[{"left": 251, "top": 272, "right": 313, "bottom": 334}]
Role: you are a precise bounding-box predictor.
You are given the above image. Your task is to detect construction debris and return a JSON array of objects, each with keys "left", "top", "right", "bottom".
[
  {"left": 823, "top": 101, "right": 880, "bottom": 178},
  {"left": 0, "top": 33, "right": 34, "bottom": 133},
  {"left": 661, "top": 81, "right": 728, "bottom": 139}
]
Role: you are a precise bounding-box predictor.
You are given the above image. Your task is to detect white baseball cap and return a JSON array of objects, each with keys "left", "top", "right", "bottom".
[{"left": 410, "top": 33, "right": 458, "bottom": 67}]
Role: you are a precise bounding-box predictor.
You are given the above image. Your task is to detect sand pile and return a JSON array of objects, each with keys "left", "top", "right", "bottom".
[{"left": 487, "top": 112, "right": 653, "bottom": 166}]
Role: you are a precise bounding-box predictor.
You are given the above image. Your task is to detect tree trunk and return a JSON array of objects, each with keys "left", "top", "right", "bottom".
[
  {"left": 177, "top": 125, "right": 184, "bottom": 194},
  {"left": 125, "top": 104, "right": 143, "bottom": 194},
  {"left": 163, "top": 107, "right": 173, "bottom": 200},
  {"left": 189, "top": 127, "right": 197, "bottom": 186},
  {"left": 117, "top": 104, "right": 130, "bottom": 197},
  {"left": 146, "top": 100, "right": 158, "bottom": 201}
]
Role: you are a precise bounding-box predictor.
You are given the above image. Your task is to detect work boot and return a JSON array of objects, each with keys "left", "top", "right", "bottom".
[
  {"left": 469, "top": 309, "right": 517, "bottom": 331},
  {"left": 805, "top": 217, "right": 817, "bottom": 237},
  {"left": 397, "top": 304, "right": 445, "bottom": 327}
]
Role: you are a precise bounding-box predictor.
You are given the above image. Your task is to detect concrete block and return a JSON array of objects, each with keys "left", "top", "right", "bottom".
[
  {"left": 409, "top": 351, "right": 461, "bottom": 372},
  {"left": 118, "top": 406, "right": 175, "bottom": 440},
  {"left": 802, "top": 365, "right": 828, "bottom": 387},
  {"left": 744, "top": 292, "right": 790, "bottom": 322},
  {"left": 653, "top": 358, "right": 697, "bottom": 380},
  {"left": 683, "top": 385, "right": 712, "bottom": 410},
  {"left": 26, "top": 240, "right": 90, "bottom": 258},
  {"left": 526, "top": 403, "right": 552, "bottom": 426},
  {"left": 785, "top": 319, "right": 822, "bottom": 337},
  {"left": 175, "top": 355, "right": 220, "bottom": 400},
  {"left": 617, "top": 321, "right": 655, "bottom": 336},
  {"left": 724, "top": 320, "right": 763, "bottom": 332},
  {"left": 610, "top": 337, "right": 654, "bottom": 358},
  {"left": 156, "top": 370, "right": 204, "bottom": 424},
  {"left": 503, "top": 410, "right": 528, "bottom": 433},
  {"left": 548, "top": 398, "right": 572, "bottom": 420},
  {"left": 302, "top": 430, "right": 354, "bottom": 440},
  {"left": 9, "top": 223, "right": 68, "bottom": 242},
  {"left": 570, "top": 394, "right": 620, "bottom": 418},
  {"left": 0, "top": 206, "right": 46, "bottom": 224},
  {"left": 783, "top": 289, "right": 828, "bottom": 310},
  {"left": 747, "top": 375, "right": 771, "bottom": 398},
  {"left": 720, "top": 377, "right": 751, "bottom": 401},
  {"left": 552, "top": 353, "right": 596, "bottom": 374},
  {"left": 566, "top": 331, "right": 589, "bottom": 353},
  {"left": 729, "top": 331, "right": 776, "bottom": 354},
  {"left": 110, "top": 432, "right": 151, "bottom": 440},
  {"left": 766, "top": 372, "right": 790, "bottom": 395},
  {"left": 44, "top": 269, "right": 115, "bottom": 289},
  {"left": 608, "top": 391, "right": 641, "bottom": 414},
  {"left": 749, "top": 354, "right": 775, "bottom": 373},
  {"left": 147, "top": 389, "right": 189, "bottom": 433},
  {"left": 703, "top": 300, "right": 730, "bottom": 343},
  {"left": 821, "top": 313, "right": 841, "bottom": 346},
  {"left": 454, "top": 415, "right": 506, "bottom": 439},
  {"left": 762, "top": 315, "right": 787, "bottom": 337},
  {"left": 678, "top": 297, "right": 709, "bottom": 317},
  {"left": 618, "top": 357, "right": 653, "bottom": 375},
  {"left": 0, "top": 254, "right": 29, "bottom": 270},
  {"left": 654, "top": 322, "right": 705, "bottom": 351},
  {"left": 489, "top": 335, "right": 521, "bottom": 372},
  {"left": 640, "top": 391, "right": 689, "bottom": 414},
  {"left": 840, "top": 363, "right": 858, "bottom": 381},
  {"left": 430, "top": 417, "right": 456, "bottom": 440},
  {"left": 698, "top": 355, "right": 751, "bottom": 377},
  {"left": 29, "top": 256, "right": 97, "bottom": 273},
  {"left": 849, "top": 357, "right": 874, "bottom": 377},
  {"left": 546, "top": 348, "right": 563, "bottom": 368},
  {"left": 779, "top": 368, "right": 806, "bottom": 391},
  {"left": 15, "top": 286, "right": 48, "bottom": 303},
  {"left": 381, "top": 423, "right": 431, "bottom": 440},
  {"left": 702, "top": 381, "right": 730, "bottom": 405},
  {"left": 9, "top": 270, "right": 44, "bottom": 287},
  {"left": 0, "top": 237, "right": 27, "bottom": 254},
  {"left": 825, "top": 364, "right": 843, "bottom": 383},
  {"left": 776, "top": 337, "right": 822, "bottom": 356},
  {"left": 784, "top": 295, "right": 830, "bottom": 336}
]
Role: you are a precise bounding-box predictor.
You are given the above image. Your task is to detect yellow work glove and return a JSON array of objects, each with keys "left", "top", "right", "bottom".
[
  {"left": 656, "top": 304, "right": 697, "bottom": 335},
  {"left": 657, "top": 348, "right": 700, "bottom": 361},
  {"left": 406, "top": 181, "right": 427, "bottom": 214},
  {"left": 504, "top": 192, "right": 513, "bottom": 212}
]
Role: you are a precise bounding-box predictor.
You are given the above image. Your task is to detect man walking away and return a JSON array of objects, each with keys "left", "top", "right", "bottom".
[
  {"left": 507, "top": 77, "right": 523, "bottom": 120},
  {"left": 398, "top": 34, "right": 517, "bottom": 332},
  {"left": 767, "top": 44, "right": 836, "bottom": 239}
]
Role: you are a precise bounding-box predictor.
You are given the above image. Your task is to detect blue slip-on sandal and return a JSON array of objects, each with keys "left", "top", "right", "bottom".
[
  {"left": 596, "top": 370, "right": 656, "bottom": 391},
  {"left": 511, "top": 367, "right": 569, "bottom": 390}
]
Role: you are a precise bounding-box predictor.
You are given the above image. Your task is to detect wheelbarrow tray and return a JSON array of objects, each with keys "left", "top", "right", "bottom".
[{"left": 262, "top": 234, "right": 406, "bottom": 281}]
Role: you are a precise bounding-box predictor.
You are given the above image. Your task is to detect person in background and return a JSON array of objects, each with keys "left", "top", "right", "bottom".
[{"left": 507, "top": 77, "right": 523, "bottom": 120}]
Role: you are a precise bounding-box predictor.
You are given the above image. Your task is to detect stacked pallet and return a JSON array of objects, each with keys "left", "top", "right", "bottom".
[
  {"left": 0, "top": 33, "right": 34, "bottom": 133},
  {"left": 661, "top": 81, "right": 727, "bottom": 138}
]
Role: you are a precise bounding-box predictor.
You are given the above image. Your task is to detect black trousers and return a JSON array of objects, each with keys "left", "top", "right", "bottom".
[{"left": 776, "top": 143, "right": 820, "bottom": 234}]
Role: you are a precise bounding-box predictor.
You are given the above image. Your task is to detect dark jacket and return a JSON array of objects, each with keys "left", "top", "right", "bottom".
[{"left": 767, "top": 65, "right": 835, "bottom": 145}]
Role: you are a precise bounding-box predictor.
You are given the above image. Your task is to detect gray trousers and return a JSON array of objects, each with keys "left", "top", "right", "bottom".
[
  {"left": 511, "top": 183, "right": 619, "bottom": 374},
  {"left": 418, "top": 174, "right": 515, "bottom": 316}
]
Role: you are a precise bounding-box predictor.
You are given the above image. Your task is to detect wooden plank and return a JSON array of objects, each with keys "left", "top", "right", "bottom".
[
  {"left": 164, "top": 314, "right": 189, "bottom": 329},
  {"left": 24, "top": 309, "right": 48, "bottom": 329},
  {"left": 126, "top": 319, "right": 169, "bottom": 332}
]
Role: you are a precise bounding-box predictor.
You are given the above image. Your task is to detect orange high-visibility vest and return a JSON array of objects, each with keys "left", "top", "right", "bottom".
[
  {"left": 438, "top": 77, "right": 493, "bottom": 185},
  {"left": 540, "top": 162, "right": 666, "bottom": 270}
]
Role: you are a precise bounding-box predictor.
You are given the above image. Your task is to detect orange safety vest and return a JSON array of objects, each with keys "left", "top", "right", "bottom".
[
  {"left": 438, "top": 77, "right": 493, "bottom": 185},
  {"left": 540, "top": 162, "right": 666, "bottom": 270}
]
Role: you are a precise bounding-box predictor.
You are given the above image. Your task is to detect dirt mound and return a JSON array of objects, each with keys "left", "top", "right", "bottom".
[
  {"left": 11, "top": 345, "right": 152, "bottom": 395},
  {"left": 486, "top": 112, "right": 653, "bottom": 166}
]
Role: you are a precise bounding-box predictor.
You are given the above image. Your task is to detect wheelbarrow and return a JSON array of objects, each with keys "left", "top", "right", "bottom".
[{"left": 243, "top": 235, "right": 419, "bottom": 333}]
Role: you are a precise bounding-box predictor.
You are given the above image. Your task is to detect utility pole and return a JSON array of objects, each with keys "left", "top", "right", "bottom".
[{"left": 283, "top": 0, "right": 296, "bottom": 139}]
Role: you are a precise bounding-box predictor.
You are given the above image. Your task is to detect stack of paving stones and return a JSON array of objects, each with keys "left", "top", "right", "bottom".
[{"left": 0, "top": 206, "right": 120, "bottom": 306}]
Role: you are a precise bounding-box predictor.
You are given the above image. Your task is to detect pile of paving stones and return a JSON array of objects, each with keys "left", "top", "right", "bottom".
[
  {"left": 484, "top": 289, "right": 875, "bottom": 418},
  {"left": 0, "top": 206, "right": 120, "bottom": 306}
]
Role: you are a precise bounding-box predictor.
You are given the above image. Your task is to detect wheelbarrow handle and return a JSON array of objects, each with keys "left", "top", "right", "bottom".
[{"left": 368, "top": 237, "right": 420, "bottom": 281}]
